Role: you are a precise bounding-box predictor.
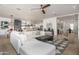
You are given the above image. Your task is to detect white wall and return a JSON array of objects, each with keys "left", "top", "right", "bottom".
[
  {"left": 78, "top": 13, "right": 79, "bottom": 39},
  {"left": 43, "top": 17, "right": 57, "bottom": 36},
  {"left": 0, "top": 17, "right": 11, "bottom": 22}
]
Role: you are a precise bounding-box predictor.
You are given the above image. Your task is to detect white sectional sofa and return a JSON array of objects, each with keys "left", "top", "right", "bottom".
[{"left": 10, "top": 31, "right": 56, "bottom": 55}]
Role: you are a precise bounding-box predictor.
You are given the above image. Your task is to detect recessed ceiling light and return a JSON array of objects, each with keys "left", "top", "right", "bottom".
[
  {"left": 72, "top": 5, "right": 79, "bottom": 11},
  {"left": 73, "top": 5, "right": 76, "bottom": 9},
  {"left": 72, "top": 5, "right": 78, "bottom": 10}
]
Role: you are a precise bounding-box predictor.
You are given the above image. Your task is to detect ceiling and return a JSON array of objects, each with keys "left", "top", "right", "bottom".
[{"left": 0, "top": 4, "right": 79, "bottom": 24}]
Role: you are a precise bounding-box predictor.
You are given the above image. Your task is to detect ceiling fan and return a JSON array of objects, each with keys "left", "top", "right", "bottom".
[{"left": 31, "top": 4, "right": 51, "bottom": 14}]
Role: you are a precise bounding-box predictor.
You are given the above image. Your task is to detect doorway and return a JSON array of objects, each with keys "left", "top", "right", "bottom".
[{"left": 57, "top": 14, "right": 79, "bottom": 54}]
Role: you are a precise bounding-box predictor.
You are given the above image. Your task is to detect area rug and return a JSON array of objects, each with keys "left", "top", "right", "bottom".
[{"left": 46, "top": 38, "right": 69, "bottom": 55}]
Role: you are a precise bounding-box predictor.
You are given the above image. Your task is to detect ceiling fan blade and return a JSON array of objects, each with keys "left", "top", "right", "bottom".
[
  {"left": 42, "top": 4, "right": 50, "bottom": 9},
  {"left": 42, "top": 9, "right": 45, "bottom": 14}
]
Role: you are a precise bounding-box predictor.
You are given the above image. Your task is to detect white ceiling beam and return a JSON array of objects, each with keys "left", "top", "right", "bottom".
[{"left": 57, "top": 12, "right": 79, "bottom": 18}]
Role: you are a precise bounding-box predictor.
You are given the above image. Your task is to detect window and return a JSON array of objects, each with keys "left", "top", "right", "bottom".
[
  {"left": 1, "top": 21, "right": 8, "bottom": 29},
  {"left": 70, "top": 24, "right": 74, "bottom": 30}
]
